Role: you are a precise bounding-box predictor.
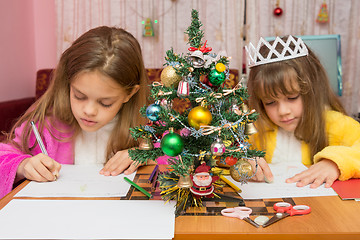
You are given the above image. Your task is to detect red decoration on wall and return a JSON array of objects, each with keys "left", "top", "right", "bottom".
[
  {"left": 274, "top": 7, "right": 283, "bottom": 16},
  {"left": 273, "top": 0, "right": 283, "bottom": 17}
]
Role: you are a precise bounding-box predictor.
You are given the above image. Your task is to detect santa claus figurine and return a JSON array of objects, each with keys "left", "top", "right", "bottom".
[{"left": 190, "top": 163, "right": 219, "bottom": 198}]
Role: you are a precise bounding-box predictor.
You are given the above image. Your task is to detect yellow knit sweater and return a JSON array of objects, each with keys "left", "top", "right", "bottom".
[{"left": 248, "top": 110, "right": 360, "bottom": 180}]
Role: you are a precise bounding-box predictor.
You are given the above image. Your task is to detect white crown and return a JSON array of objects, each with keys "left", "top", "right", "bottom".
[{"left": 245, "top": 35, "right": 309, "bottom": 67}]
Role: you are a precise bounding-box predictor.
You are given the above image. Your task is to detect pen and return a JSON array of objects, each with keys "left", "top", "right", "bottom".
[
  {"left": 151, "top": 169, "right": 159, "bottom": 191},
  {"left": 220, "top": 175, "right": 242, "bottom": 193},
  {"left": 214, "top": 192, "right": 244, "bottom": 203},
  {"left": 30, "top": 121, "right": 57, "bottom": 180},
  {"left": 30, "top": 121, "right": 48, "bottom": 155},
  {"left": 148, "top": 165, "right": 159, "bottom": 183},
  {"left": 124, "top": 176, "right": 152, "bottom": 198}
]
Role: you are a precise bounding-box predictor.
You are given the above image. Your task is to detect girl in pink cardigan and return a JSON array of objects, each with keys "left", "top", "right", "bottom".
[{"left": 0, "top": 26, "right": 149, "bottom": 199}]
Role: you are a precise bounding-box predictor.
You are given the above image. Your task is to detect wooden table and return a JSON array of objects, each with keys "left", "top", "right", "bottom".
[{"left": 1, "top": 165, "right": 360, "bottom": 240}]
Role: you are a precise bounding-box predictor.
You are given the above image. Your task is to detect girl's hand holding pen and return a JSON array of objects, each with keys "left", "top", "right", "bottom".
[{"left": 16, "top": 153, "right": 61, "bottom": 182}]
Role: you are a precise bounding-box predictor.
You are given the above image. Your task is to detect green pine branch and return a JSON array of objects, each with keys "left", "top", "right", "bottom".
[{"left": 185, "top": 9, "right": 204, "bottom": 48}]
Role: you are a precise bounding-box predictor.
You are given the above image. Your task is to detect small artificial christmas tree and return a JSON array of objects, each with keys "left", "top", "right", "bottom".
[{"left": 129, "top": 9, "right": 264, "bottom": 215}]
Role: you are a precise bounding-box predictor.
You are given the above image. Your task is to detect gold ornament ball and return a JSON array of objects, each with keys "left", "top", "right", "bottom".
[
  {"left": 215, "top": 63, "right": 226, "bottom": 72},
  {"left": 160, "top": 66, "right": 182, "bottom": 88},
  {"left": 229, "top": 159, "right": 253, "bottom": 182},
  {"left": 187, "top": 106, "right": 212, "bottom": 130}
]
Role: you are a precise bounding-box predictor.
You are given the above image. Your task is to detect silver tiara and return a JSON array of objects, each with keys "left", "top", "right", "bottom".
[{"left": 245, "top": 35, "right": 309, "bottom": 68}]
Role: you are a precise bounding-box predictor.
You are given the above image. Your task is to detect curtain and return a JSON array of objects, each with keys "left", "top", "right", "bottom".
[
  {"left": 245, "top": 0, "right": 360, "bottom": 115},
  {"left": 55, "top": 0, "right": 245, "bottom": 71},
  {"left": 56, "top": 0, "right": 359, "bottom": 115}
]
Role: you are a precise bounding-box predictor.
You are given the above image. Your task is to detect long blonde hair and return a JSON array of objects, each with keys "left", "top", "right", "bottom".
[
  {"left": 8, "top": 26, "right": 149, "bottom": 160},
  {"left": 247, "top": 36, "right": 345, "bottom": 161}
]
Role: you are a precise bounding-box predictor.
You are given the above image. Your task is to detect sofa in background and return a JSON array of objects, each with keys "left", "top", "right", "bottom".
[
  {"left": 0, "top": 97, "right": 35, "bottom": 140},
  {"left": 0, "top": 68, "right": 239, "bottom": 141}
]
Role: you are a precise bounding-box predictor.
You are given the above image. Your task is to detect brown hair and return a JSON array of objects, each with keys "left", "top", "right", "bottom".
[
  {"left": 247, "top": 36, "right": 345, "bottom": 161},
  {"left": 8, "top": 26, "right": 149, "bottom": 160}
]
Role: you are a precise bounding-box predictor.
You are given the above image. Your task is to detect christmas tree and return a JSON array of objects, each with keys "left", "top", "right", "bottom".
[{"left": 129, "top": 9, "right": 264, "bottom": 215}]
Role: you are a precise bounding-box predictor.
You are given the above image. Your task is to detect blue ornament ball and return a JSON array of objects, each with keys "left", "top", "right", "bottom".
[{"left": 146, "top": 103, "right": 161, "bottom": 121}]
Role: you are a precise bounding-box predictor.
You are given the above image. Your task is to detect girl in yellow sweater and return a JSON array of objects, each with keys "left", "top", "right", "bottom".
[{"left": 246, "top": 35, "right": 360, "bottom": 188}]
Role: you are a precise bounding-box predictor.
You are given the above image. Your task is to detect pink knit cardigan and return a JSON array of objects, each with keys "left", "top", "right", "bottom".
[{"left": 0, "top": 119, "right": 74, "bottom": 199}]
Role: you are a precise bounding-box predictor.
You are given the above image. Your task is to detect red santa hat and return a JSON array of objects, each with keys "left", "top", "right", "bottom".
[{"left": 195, "top": 163, "right": 211, "bottom": 174}]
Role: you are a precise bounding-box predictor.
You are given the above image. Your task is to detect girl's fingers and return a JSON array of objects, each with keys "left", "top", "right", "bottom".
[
  {"left": 257, "top": 158, "right": 273, "bottom": 183},
  {"left": 23, "top": 165, "right": 44, "bottom": 182},
  {"left": 286, "top": 160, "right": 340, "bottom": 188},
  {"left": 288, "top": 171, "right": 320, "bottom": 188},
  {"left": 24, "top": 163, "right": 49, "bottom": 182},
  {"left": 286, "top": 174, "right": 301, "bottom": 183},
  {"left": 248, "top": 159, "right": 261, "bottom": 181},
  {"left": 309, "top": 177, "right": 325, "bottom": 188},
  {"left": 101, "top": 154, "right": 129, "bottom": 176},
  {"left": 22, "top": 154, "right": 59, "bottom": 182},
  {"left": 324, "top": 177, "right": 336, "bottom": 188},
  {"left": 124, "top": 161, "right": 141, "bottom": 175},
  {"left": 110, "top": 161, "right": 128, "bottom": 175},
  {"left": 40, "top": 156, "right": 61, "bottom": 180},
  {"left": 249, "top": 157, "right": 273, "bottom": 182},
  {"left": 100, "top": 157, "right": 118, "bottom": 175},
  {"left": 101, "top": 149, "right": 142, "bottom": 176},
  {"left": 34, "top": 158, "right": 58, "bottom": 181}
]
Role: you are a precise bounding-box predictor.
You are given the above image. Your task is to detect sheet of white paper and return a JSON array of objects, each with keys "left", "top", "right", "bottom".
[
  {"left": 0, "top": 199, "right": 175, "bottom": 239},
  {"left": 15, "top": 164, "right": 136, "bottom": 197},
  {"left": 226, "top": 162, "right": 337, "bottom": 199}
]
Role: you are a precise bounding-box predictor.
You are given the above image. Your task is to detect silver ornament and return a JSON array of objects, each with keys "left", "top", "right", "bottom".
[
  {"left": 190, "top": 50, "right": 205, "bottom": 68},
  {"left": 210, "top": 137, "right": 226, "bottom": 156}
]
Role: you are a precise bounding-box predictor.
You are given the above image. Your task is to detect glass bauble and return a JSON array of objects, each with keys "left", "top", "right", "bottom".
[
  {"left": 160, "top": 132, "right": 184, "bottom": 157},
  {"left": 210, "top": 137, "right": 226, "bottom": 156},
  {"left": 229, "top": 159, "right": 253, "bottom": 182},
  {"left": 160, "top": 66, "right": 182, "bottom": 88},
  {"left": 146, "top": 103, "right": 161, "bottom": 121},
  {"left": 208, "top": 69, "right": 226, "bottom": 86},
  {"left": 187, "top": 106, "right": 212, "bottom": 130}
]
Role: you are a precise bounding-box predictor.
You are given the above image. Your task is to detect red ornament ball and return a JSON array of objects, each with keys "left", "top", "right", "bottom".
[
  {"left": 225, "top": 156, "right": 237, "bottom": 166},
  {"left": 274, "top": 7, "right": 283, "bottom": 16}
]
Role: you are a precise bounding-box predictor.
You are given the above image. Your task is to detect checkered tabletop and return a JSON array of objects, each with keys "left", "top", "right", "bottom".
[{"left": 121, "top": 169, "right": 295, "bottom": 216}]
